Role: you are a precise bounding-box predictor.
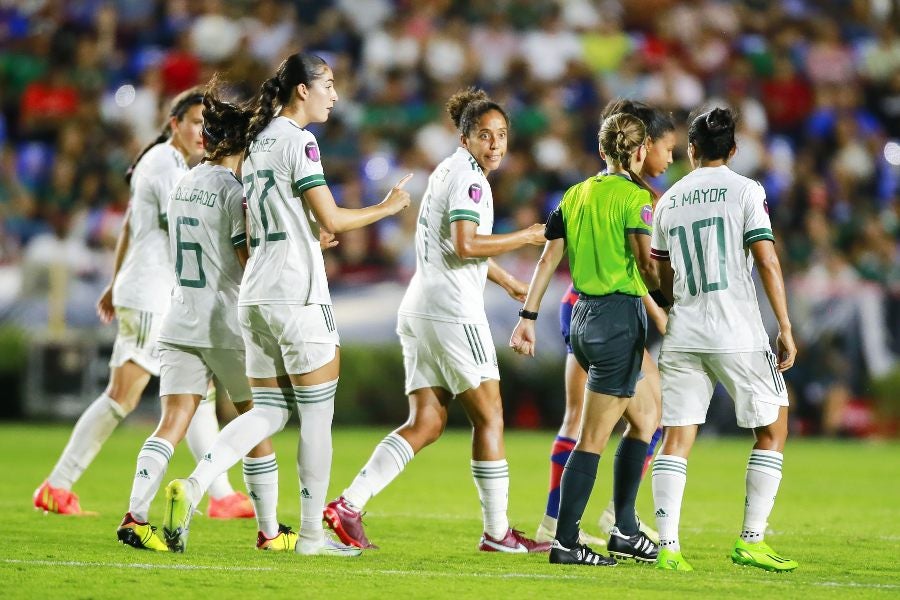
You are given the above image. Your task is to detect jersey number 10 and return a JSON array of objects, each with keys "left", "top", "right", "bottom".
[
  {"left": 244, "top": 169, "right": 287, "bottom": 247},
  {"left": 669, "top": 217, "right": 729, "bottom": 296}
]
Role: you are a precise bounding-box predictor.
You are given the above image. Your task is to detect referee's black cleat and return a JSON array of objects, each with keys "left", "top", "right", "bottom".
[
  {"left": 549, "top": 540, "right": 617, "bottom": 566},
  {"left": 607, "top": 526, "right": 659, "bottom": 563}
]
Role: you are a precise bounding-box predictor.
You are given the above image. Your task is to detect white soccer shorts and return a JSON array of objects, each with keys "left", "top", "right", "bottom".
[
  {"left": 659, "top": 350, "right": 789, "bottom": 429},
  {"left": 158, "top": 342, "right": 251, "bottom": 402},
  {"left": 239, "top": 303, "right": 339, "bottom": 378},
  {"left": 397, "top": 314, "right": 500, "bottom": 396},
  {"left": 109, "top": 307, "right": 163, "bottom": 376}
]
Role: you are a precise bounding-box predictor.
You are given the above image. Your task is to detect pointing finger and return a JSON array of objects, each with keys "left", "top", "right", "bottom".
[{"left": 394, "top": 173, "right": 413, "bottom": 189}]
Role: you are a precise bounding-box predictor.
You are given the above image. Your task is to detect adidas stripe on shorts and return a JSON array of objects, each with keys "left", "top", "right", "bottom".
[
  {"left": 239, "top": 303, "right": 339, "bottom": 378},
  {"left": 397, "top": 314, "right": 499, "bottom": 396},
  {"left": 658, "top": 349, "right": 788, "bottom": 429},
  {"left": 109, "top": 307, "right": 163, "bottom": 376}
]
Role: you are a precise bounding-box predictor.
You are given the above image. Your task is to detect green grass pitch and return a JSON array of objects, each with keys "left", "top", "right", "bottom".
[{"left": 1, "top": 423, "right": 898, "bottom": 598}]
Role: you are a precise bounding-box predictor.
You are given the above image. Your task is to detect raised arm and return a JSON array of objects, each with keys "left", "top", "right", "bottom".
[
  {"left": 303, "top": 174, "right": 412, "bottom": 234},
  {"left": 750, "top": 239, "right": 795, "bottom": 371},
  {"left": 509, "top": 237, "right": 566, "bottom": 357},
  {"left": 452, "top": 220, "right": 545, "bottom": 259},
  {"left": 97, "top": 209, "right": 131, "bottom": 324}
]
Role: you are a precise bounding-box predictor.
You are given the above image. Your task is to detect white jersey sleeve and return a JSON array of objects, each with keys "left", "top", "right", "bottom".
[
  {"left": 289, "top": 133, "right": 326, "bottom": 194},
  {"left": 650, "top": 201, "right": 669, "bottom": 262},
  {"left": 741, "top": 182, "right": 775, "bottom": 247}
]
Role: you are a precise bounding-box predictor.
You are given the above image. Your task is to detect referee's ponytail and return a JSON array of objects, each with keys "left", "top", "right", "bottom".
[{"left": 599, "top": 112, "right": 655, "bottom": 198}]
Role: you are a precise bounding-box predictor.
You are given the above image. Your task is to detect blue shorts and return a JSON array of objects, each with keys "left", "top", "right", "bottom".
[{"left": 560, "top": 283, "right": 579, "bottom": 354}]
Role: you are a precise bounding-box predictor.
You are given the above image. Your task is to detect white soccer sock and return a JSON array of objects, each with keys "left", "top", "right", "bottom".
[
  {"left": 48, "top": 393, "right": 127, "bottom": 489},
  {"left": 471, "top": 459, "right": 510, "bottom": 540},
  {"left": 243, "top": 453, "right": 279, "bottom": 539},
  {"left": 294, "top": 380, "right": 337, "bottom": 545},
  {"left": 742, "top": 449, "right": 783, "bottom": 543},
  {"left": 342, "top": 432, "right": 414, "bottom": 511},
  {"left": 128, "top": 436, "right": 174, "bottom": 523},
  {"left": 185, "top": 394, "right": 235, "bottom": 500},
  {"left": 652, "top": 454, "right": 688, "bottom": 551},
  {"left": 188, "top": 388, "right": 291, "bottom": 500}
]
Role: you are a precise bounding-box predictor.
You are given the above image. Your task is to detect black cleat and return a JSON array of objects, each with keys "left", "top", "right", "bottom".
[
  {"left": 607, "top": 526, "right": 658, "bottom": 563},
  {"left": 549, "top": 540, "right": 617, "bottom": 566}
]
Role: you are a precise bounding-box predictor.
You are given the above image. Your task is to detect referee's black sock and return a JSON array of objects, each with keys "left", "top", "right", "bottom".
[
  {"left": 555, "top": 450, "right": 600, "bottom": 549},
  {"left": 613, "top": 436, "right": 650, "bottom": 536}
]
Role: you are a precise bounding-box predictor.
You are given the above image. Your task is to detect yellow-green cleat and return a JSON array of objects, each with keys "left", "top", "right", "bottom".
[
  {"left": 163, "top": 479, "right": 197, "bottom": 553},
  {"left": 730, "top": 538, "right": 798, "bottom": 572},
  {"left": 656, "top": 547, "right": 694, "bottom": 571},
  {"left": 257, "top": 524, "right": 299, "bottom": 551},
  {"left": 117, "top": 512, "right": 169, "bottom": 551}
]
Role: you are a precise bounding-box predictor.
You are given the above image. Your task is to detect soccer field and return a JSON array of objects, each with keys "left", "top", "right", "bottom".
[{"left": 1, "top": 424, "right": 898, "bottom": 599}]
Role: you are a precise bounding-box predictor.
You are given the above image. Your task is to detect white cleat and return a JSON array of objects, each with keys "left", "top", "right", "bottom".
[{"left": 296, "top": 534, "right": 363, "bottom": 557}]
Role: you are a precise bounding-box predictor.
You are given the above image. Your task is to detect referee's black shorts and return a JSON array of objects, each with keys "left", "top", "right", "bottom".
[{"left": 570, "top": 292, "right": 647, "bottom": 397}]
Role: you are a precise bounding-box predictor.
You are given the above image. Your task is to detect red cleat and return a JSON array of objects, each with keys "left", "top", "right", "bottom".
[
  {"left": 207, "top": 492, "right": 255, "bottom": 519},
  {"left": 32, "top": 480, "right": 84, "bottom": 515},
  {"left": 323, "top": 497, "right": 378, "bottom": 549},
  {"left": 478, "top": 528, "right": 553, "bottom": 553}
]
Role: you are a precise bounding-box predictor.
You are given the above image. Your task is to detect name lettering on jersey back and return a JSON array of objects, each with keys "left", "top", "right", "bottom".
[
  {"left": 668, "top": 187, "right": 728, "bottom": 208},
  {"left": 174, "top": 185, "right": 217, "bottom": 208},
  {"left": 248, "top": 137, "right": 277, "bottom": 154}
]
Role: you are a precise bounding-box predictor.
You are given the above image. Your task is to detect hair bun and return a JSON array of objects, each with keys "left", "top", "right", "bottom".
[{"left": 705, "top": 108, "right": 732, "bottom": 134}]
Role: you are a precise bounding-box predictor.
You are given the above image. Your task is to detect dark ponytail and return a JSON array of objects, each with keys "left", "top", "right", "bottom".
[
  {"left": 125, "top": 87, "right": 204, "bottom": 184},
  {"left": 601, "top": 98, "right": 675, "bottom": 141},
  {"left": 445, "top": 87, "right": 509, "bottom": 138},
  {"left": 688, "top": 107, "right": 736, "bottom": 162},
  {"left": 245, "top": 53, "right": 328, "bottom": 152},
  {"left": 201, "top": 75, "right": 252, "bottom": 162}
]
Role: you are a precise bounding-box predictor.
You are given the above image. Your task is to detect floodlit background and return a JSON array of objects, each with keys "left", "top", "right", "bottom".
[{"left": 1, "top": 0, "right": 898, "bottom": 436}]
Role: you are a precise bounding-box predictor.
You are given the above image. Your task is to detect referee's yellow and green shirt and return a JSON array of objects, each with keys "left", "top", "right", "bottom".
[{"left": 546, "top": 173, "right": 653, "bottom": 297}]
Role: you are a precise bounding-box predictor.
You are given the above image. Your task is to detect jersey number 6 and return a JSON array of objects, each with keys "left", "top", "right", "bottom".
[{"left": 175, "top": 216, "right": 206, "bottom": 289}]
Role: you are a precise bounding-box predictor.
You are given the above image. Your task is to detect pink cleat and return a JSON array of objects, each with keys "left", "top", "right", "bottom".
[
  {"left": 478, "top": 528, "right": 553, "bottom": 553},
  {"left": 323, "top": 497, "right": 378, "bottom": 549},
  {"left": 32, "top": 480, "right": 84, "bottom": 515},
  {"left": 207, "top": 492, "right": 255, "bottom": 519}
]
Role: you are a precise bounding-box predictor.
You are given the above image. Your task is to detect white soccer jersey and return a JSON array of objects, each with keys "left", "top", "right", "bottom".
[
  {"left": 113, "top": 142, "right": 186, "bottom": 313},
  {"left": 239, "top": 116, "right": 330, "bottom": 307},
  {"left": 398, "top": 147, "right": 494, "bottom": 324},
  {"left": 651, "top": 165, "right": 774, "bottom": 353},
  {"left": 158, "top": 162, "right": 247, "bottom": 350}
]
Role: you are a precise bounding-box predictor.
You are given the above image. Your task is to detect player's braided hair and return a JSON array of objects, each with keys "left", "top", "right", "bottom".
[
  {"left": 601, "top": 98, "right": 675, "bottom": 141},
  {"left": 201, "top": 75, "right": 252, "bottom": 162},
  {"left": 446, "top": 87, "right": 509, "bottom": 138},
  {"left": 598, "top": 112, "right": 655, "bottom": 196},
  {"left": 688, "top": 107, "right": 736, "bottom": 162},
  {"left": 125, "top": 87, "right": 204, "bottom": 184},
  {"left": 245, "top": 52, "right": 328, "bottom": 153}
]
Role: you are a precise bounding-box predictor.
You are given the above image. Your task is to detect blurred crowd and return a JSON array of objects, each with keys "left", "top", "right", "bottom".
[{"left": 1, "top": 0, "right": 899, "bottom": 434}]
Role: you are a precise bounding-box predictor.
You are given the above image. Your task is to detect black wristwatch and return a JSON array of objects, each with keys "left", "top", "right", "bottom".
[{"left": 518, "top": 308, "right": 539, "bottom": 320}]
